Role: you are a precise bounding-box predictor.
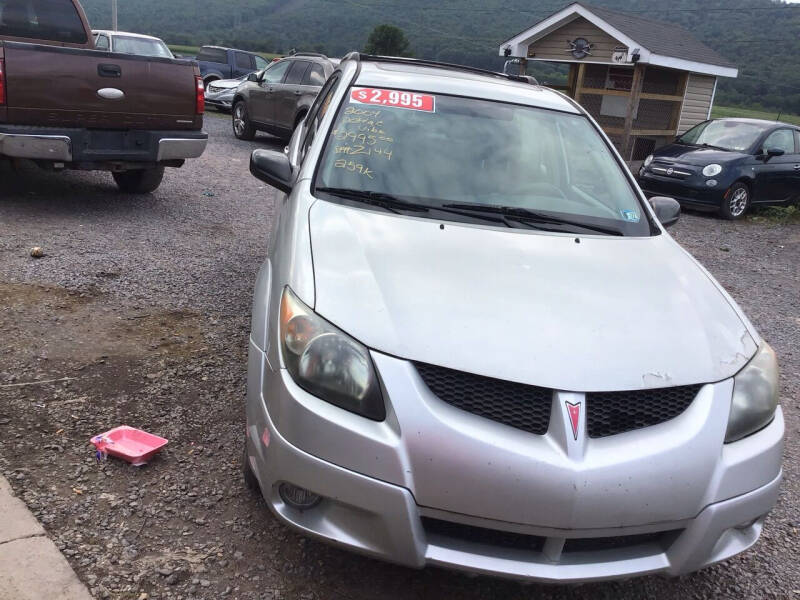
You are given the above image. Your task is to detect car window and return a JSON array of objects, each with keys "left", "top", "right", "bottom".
[
  {"left": 795, "top": 131, "right": 800, "bottom": 154},
  {"left": 678, "top": 120, "right": 770, "bottom": 152},
  {"left": 261, "top": 60, "right": 291, "bottom": 84},
  {"left": 197, "top": 47, "right": 227, "bottom": 63},
  {"left": 254, "top": 55, "right": 269, "bottom": 70},
  {"left": 112, "top": 35, "right": 172, "bottom": 58},
  {"left": 284, "top": 60, "right": 310, "bottom": 85},
  {"left": 93, "top": 33, "right": 109, "bottom": 51},
  {"left": 315, "top": 89, "right": 650, "bottom": 236},
  {"left": 302, "top": 73, "right": 341, "bottom": 159},
  {"left": 303, "top": 64, "right": 326, "bottom": 87},
  {"left": 762, "top": 129, "right": 795, "bottom": 155},
  {"left": 235, "top": 52, "right": 252, "bottom": 70},
  {"left": 0, "top": 0, "right": 88, "bottom": 43}
]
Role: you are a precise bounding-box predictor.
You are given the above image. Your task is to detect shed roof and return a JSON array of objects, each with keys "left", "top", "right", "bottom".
[{"left": 500, "top": 2, "right": 738, "bottom": 78}]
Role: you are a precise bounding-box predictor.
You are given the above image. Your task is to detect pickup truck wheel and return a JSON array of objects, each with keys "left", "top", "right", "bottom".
[
  {"left": 233, "top": 102, "right": 256, "bottom": 141},
  {"left": 112, "top": 166, "right": 165, "bottom": 194}
]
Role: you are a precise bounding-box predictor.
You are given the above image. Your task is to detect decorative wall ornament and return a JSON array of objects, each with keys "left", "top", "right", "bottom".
[{"left": 566, "top": 37, "right": 594, "bottom": 59}]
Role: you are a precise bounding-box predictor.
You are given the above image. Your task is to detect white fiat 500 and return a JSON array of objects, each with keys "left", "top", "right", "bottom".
[{"left": 243, "top": 53, "right": 783, "bottom": 583}]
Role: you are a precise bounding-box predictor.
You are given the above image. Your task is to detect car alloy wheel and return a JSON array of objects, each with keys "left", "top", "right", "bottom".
[
  {"left": 729, "top": 186, "right": 749, "bottom": 217},
  {"left": 233, "top": 104, "right": 246, "bottom": 136}
]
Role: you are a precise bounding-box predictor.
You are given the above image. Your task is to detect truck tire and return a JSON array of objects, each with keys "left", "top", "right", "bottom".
[
  {"left": 233, "top": 101, "right": 256, "bottom": 141},
  {"left": 112, "top": 166, "right": 165, "bottom": 194}
]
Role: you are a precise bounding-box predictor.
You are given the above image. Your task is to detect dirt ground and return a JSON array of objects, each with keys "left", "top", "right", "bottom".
[{"left": 0, "top": 113, "right": 798, "bottom": 599}]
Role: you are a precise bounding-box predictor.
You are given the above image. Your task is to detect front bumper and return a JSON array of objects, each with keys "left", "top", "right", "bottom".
[
  {"left": 245, "top": 341, "right": 784, "bottom": 582},
  {"left": 638, "top": 170, "right": 730, "bottom": 208},
  {"left": 204, "top": 92, "right": 234, "bottom": 110},
  {"left": 0, "top": 125, "right": 208, "bottom": 165}
]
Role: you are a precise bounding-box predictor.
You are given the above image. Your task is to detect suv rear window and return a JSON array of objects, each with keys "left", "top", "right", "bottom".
[
  {"left": 197, "top": 47, "right": 228, "bottom": 64},
  {"left": 0, "top": 0, "right": 87, "bottom": 43}
]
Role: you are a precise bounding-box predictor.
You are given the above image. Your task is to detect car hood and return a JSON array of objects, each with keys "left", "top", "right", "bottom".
[
  {"left": 308, "top": 201, "right": 757, "bottom": 392},
  {"left": 653, "top": 143, "right": 747, "bottom": 165},
  {"left": 212, "top": 79, "right": 243, "bottom": 89}
]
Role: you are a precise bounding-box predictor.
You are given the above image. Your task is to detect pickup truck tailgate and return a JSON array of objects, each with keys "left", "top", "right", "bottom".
[{"left": 3, "top": 42, "right": 201, "bottom": 130}]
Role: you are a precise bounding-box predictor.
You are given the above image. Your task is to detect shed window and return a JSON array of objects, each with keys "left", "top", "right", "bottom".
[{"left": 605, "top": 67, "right": 633, "bottom": 91}]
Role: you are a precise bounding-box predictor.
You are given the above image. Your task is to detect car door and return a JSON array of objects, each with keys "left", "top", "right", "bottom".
[
  {"left": 248, "top": 59, "right": 291, "bottom": 125},
  {"left": 753, "top": 128, "right": 797, "bottom": 204},
  {"left": 272, "top": 60, "right": 311, "bottom": 132}
]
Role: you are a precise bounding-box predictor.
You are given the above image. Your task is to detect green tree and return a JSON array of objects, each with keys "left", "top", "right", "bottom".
[{"left": 364, "top": 24, "right": 412, "bottom": 57}]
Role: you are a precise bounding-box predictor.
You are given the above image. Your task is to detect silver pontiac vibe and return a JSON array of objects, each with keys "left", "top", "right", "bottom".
[{"left": 243, "top": 54, "right": 783, "bottom": 583}]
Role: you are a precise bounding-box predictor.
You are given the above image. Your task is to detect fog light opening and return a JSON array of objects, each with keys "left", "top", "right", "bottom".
[{"left": 278, "top": 482, "right": 322, "bottom": 510}]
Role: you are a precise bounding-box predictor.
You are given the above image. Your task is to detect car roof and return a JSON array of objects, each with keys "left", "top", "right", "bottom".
[
  {"left": 200, "top": 45, "right": 264, "bottom": 56},
  {"left": 711, "top": 117, "right": 799, "bottom": 130},
  {"left": 92, "top": 30, "right": 163, "bottom": 41},
  {"left": 350, "top": 56, "right": 579, "bottom": 114}
]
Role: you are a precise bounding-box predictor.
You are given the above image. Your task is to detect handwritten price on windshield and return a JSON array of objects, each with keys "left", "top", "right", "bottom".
[{"left": 350, "top": 88, "right": 435, "bottom": 112}]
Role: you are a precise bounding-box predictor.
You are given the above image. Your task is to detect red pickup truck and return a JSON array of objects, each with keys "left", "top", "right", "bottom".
[{"left": 0, "top": 0, "right": 207, "bottom": 193}]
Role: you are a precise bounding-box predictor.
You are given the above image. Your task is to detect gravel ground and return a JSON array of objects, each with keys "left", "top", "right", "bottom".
[{"left": 0, "top": 113, "right": 798, "bottom": 600}]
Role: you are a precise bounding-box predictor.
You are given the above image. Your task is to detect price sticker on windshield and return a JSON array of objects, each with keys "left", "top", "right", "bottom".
[{"left": 350, "top": 87, "right": 435, "bottom": 112}]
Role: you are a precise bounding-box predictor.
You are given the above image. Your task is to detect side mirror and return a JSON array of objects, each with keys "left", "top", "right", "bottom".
[
  {"left": 766, "top": 147, "right": 785, "bottom": 159},
  {"left": 250, "top": 150, "right": 293, "bottom": 193},
  {"left": 648, "top": 196, "right": 681, "bottom": 228},
  {"left": 247, "top": 72, "right": 260, "bottom": 83}
]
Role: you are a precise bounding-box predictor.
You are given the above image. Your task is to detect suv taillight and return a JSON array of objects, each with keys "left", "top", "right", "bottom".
[
  {"left": 195, "top": 76, "right": 204, "bottom": 115},
  {"left": 0, "top": 59, "right": 6, "bottom": 105}
]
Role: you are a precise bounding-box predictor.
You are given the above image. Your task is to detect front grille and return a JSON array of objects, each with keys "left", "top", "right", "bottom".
[
  {"left": 414, "top": 362, "right": 552, "bottom": 435},
  {"left": 415, "top": 363, "right": 703, "bottom": 439},
  {"left": 422, "top": 518, "right": 545, "bottom": 552},
  {"left": 586, "top": 385, "right": 703, "bottom": 439},
  {"left": 649, "top": 162, "right": 694, "bottom": 180},
  {"left": 422, "top": 517, "right": 681, "bottom": 556}
]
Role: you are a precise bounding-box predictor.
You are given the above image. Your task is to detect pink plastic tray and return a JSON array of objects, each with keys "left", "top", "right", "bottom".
[{"left": 91, "top": 426, "right": 168, "bottom": 466}]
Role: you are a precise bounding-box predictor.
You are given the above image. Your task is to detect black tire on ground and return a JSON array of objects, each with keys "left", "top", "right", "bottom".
[
  {"left": 719, "top": 181, "right": 751, "bottom": 220},
  {"left": 233, "top": 101, "right": 257, "bottom": 141},
  {"left": 112, "top": 166, "right": 165, "bottom": 194},
  {"left": 243, "top": 443, "right": 260, "bottom": 492}
]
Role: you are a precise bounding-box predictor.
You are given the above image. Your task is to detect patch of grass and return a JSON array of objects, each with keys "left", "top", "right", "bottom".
[
  {"left": 711, "top": 105, "right": 800, "bottom": 126},
  {"left": 748, "top": 204, "right": 800, "bottom": 224}
]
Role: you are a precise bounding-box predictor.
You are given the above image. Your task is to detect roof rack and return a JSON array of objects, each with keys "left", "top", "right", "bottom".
[
  {"left": 289, "top": 52, "right": 329, "bottom": 59},
  {"left": 342, "top": 52, "right": 537, "bottom": 85}
]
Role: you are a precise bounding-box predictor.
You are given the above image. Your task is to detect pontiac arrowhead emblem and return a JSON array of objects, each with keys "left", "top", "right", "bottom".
[{"left": 566, "top": 402, "right": 581, "bottom": 440}]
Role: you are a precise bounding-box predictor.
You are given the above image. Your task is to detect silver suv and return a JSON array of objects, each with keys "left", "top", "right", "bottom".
[
  {"left": 242, "top": 53, "right": 783, "bottom": 583},
  {"left": 231, "top": 53, "right": 336, "bottom": 142}
]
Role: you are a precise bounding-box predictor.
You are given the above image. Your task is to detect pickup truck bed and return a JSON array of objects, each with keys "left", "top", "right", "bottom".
[{"left": 0, "top": 0, "right": 207, "bottom": 193}]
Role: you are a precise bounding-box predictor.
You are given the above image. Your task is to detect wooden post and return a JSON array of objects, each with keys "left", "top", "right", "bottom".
[
  {"left": 621, "top": 63, "right": 645, "bottom": 160},
  {"left": 111, "top": 0, "right": 117, "bottom": 31},
  {"left": 573, "top": 63, "right": 586, "bottom": 103}
]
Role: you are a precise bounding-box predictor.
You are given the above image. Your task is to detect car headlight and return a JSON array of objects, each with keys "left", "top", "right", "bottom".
[
  {"left": 279, "top": 286, "right": 385, "bottom": 420},
  {"left": 725, "top": 343, "right": 779, "bottom": 443},
  {"left": 643, "top": 155, "right": 654, "bottom": 167},
  {"left": 702, "top": 164, "right": 722, "bottom": 177}
]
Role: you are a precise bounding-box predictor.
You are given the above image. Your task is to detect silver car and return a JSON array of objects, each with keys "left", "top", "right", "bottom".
[
  {"left": 243, "top": 53, "right": 784, "bottom": 583},
  {"left": 204, "top": 74, "right": 250, "bottom": 112}
]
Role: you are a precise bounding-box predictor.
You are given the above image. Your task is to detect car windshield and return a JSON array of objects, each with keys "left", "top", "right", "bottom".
[
  {"left": 113, "top": 35, "right": 173, "bottom": 58},
  {"left": 677, "top": 120, "right": 769, "bottom": 152},
  {"left": 315, "top": 88, "right": 650, "bottom": 236}
]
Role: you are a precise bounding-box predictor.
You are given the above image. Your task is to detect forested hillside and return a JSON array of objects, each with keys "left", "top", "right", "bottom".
[{"left": 80, "top": 0, "right": 800, "bottom": 114}]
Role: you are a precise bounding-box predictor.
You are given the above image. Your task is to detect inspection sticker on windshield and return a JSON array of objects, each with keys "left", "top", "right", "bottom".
[
  {"left": 620, "top": 209, "right": 640, "bottom": 223},
  {"left": 350, "top": 88, "right": 435, "bottom": 112}
]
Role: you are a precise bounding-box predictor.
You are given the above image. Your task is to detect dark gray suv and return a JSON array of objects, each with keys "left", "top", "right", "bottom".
[{"left": 231, "top": 53, "right": 336, "bottom": 142}]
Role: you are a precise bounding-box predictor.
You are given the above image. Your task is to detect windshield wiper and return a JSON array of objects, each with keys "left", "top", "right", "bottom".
[
  {"left": 700, "top": 143, "right": 729, "bottom": 151},
  {"left": 441, "top": 202, "right": 623, "bottom": 236},
  {"left": 315, "top": 187, "right": 429, "bottom": 213}
]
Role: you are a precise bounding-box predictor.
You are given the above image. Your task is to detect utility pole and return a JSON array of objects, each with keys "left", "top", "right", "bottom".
[{"left": 111, "top": 0, "right": 118, "bottom": 31}]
